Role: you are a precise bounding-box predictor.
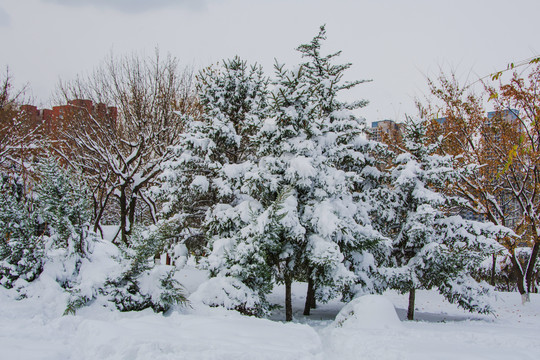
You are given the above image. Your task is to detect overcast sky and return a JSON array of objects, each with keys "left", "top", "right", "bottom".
[{"left": 1, "top": 0, "right": 539, "bottom": 123}]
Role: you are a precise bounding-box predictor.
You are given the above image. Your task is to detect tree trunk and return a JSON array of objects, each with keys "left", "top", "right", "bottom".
[
  {"left": 303, "top": 277, "right": 315, "bottom": 316},
  {"left": 510, "top": 237, "right": 540, "bottom": 304},
  {"left": 93, "top": 187, "right": 112, "bottom": 237},
  {"left": 490, "top": 253, "right": 497, "bottom": 286},
  {"left": 525, "top": 242, "right": 539, "bottom": 294},
  {"left": 119, "top": 186, "right": 128, "bottom": 245},
  {"left": 510, "top": 251, "right": 529, "bottom": 303},
  {"left": 407, "top": 288, "right": 415, "bottom": 321},
  {"left": 285, "top": 275, "right": 293, "bottom": 322},
  {"left": 127, "top": 191, "right": 138, "bottom": 239},
  {"left": 94, "top": 222, "right": 103, "bottom": 239}
]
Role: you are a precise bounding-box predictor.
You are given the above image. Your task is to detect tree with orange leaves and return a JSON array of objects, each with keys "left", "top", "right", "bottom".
[{"left": 425, "top": 62, "right": 540, "bottom": 302}]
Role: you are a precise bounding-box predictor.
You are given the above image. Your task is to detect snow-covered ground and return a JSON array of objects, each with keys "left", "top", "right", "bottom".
[{"left": 1, "top": 266, "right": 539, "bottom": 360}]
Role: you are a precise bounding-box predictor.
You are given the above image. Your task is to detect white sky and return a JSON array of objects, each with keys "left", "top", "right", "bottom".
[{"left": 1, "top": 0, "right": 538, "bottom": 123}]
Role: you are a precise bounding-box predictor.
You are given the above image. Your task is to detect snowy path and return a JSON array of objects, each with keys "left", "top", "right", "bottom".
[{"left": 1, "top": 270, "right": 540, "bottom": 360}]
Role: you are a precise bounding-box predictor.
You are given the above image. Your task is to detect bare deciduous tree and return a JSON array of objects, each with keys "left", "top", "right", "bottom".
[
  {"left": 56, "top": 51, "right": 200, "bottom": 244},
  {"left": 0, "top": 68, "right": 41, "bottom": 184}
]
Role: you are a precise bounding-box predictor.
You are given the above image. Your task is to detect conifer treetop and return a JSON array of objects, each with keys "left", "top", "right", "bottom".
[{"left": 296, "top": 25, "right": 371, "bottom": 118}]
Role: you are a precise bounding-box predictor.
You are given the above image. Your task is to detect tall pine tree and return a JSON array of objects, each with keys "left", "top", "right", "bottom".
[{"left": 154, "top": 56, "right": 268, "bottom": 256}]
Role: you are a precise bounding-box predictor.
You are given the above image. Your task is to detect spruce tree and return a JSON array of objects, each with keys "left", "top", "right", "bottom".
[
  {"left": 0, "top": 174, "right": 43, "bottom": 288},
  {"left": 154, "top": 56, "right": 268, "bottom": 256},
  {"left": 376, "top": 118, "right": 505, "bottom": 320},
  {"left": 296, "top": 25, "right": 387, "bottom": 312},
  {"left": 1, "top": 159, "right": 94, "bottom": 290},
  {"left": 36, "top": 160, "right": 92, "bottom": 256},
  {"left": 32, "top": 159, "right": 95, "bottom": 290}
]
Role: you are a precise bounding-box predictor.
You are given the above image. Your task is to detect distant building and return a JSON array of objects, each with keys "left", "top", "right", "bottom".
[
  {"left": 435, "top": 110, "right": 518, "bottom": 127},
  {"left": 369, "top": 119, "right": 403, "bottom": 142},
  {"left": 435, "top": 117, "right": 447, "bottom": 126},
  {"left": 436, "top": 109, "right": 522, "bottom": 228},
  {"left": 487, "top": 109, "right": 519, "bottom": 122},
  {"left": 21, "top": 99, "right": 118, "bottom": 138}
]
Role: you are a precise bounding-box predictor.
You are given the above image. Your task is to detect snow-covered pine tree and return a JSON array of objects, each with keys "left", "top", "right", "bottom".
[
  {"left": 201, "top": 27, "right": 385, "bottom": 321},
  {"left": 0, "top": 173, "right": 43, "bottom": 288},
  {"left": 377, "top": 117, "right": 507, "bottom": 320},
  {"left": 154, "top": 56, "right": 268, "bottom": 257},
  {"left": 36, "top": 159, "right": 92, "bottom": 256},
  {"left": 295, "top": 25, "right": 387, "bottom": 313},
  {"left": 296, "top": 25, "right": 370, "bottom": 121},
  {"left": 198, "top": 62, "right": 314, "bottom": 318},
  {"left": 33, "top": 159, "right": 95, "bottom": 290}
]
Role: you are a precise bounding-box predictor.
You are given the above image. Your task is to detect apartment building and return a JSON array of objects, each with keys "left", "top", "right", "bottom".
[{"left": 369, "top": 119, "right": 403, "bottom": 142}]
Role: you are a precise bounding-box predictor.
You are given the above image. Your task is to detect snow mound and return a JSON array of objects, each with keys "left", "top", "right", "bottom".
[{"left": 333, "top": 295, "right": 403, "bottom": 330}]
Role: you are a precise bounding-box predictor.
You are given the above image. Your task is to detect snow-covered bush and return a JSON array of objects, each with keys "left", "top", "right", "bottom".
[
  {"left": 2, "top": 158, "right": 187, "bottom": 314},
  {"left": 189, "top": 276, "right": 268, "bottom": 316},
  {"left": 65, "top": 227, "right": 187, "bottom": 314},
  {"left": 101, "top": 228, "right": 186, "bottom": 312}
]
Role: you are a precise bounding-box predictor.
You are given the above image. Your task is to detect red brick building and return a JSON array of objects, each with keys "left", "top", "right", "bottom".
[{"left": 21, "top": 100, "right": 117, "bottom": 137}]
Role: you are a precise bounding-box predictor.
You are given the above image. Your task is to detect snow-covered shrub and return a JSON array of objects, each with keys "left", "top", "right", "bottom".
[
  {"left": 102, "top": 228, "right": 187, "bottom": 312},
  {"left": 189, "top": 276, "right": 268, "bottom": 316},
  {"left": 100, "top": 267, "right": 186, "bottom": 313},
  {"left": 1, "top": 159, "right": 187, "bottom": 314},
  {"left": 65, "top": 227, "right": 187, "bottom": 314}
]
